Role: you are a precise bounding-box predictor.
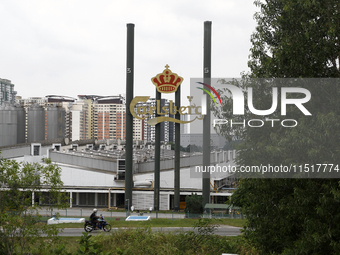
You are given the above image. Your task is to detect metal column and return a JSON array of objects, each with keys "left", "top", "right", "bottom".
[
  {"left": 202, "top": 21, "right": 212, "bottom": 208},
  {"left": 154, "top": 90, "right": 161, "bottom": 211},
  {"left": 174, "top": 87, "right": 181, "bottom": 211},
  {"left": 125, "top": 23, "right": 134, "bottom": 208}
]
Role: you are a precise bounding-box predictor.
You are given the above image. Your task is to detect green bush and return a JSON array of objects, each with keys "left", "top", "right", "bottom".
[{"left": 184, "top": 193, "right": 203, "bottom": 215}]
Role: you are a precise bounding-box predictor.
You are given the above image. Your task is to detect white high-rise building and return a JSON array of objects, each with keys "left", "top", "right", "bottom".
[{"left": 136, "top": 98, "right": 175, "bottom": 143}]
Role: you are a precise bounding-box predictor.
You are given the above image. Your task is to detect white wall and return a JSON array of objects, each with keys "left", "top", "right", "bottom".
[
  {"left": 60, "top": 165, "right": 117, "bottom": 187},
  {"left": 71, "top": 110, "right": 81, "bottom": 141}
]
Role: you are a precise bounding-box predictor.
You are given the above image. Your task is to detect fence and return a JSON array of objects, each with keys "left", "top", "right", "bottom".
[
  {"left": 36, "top": 207, "right": 186, "bottom": 220},
  {"left": 185, "top": 212, "right": 244, "bottom": 219}
]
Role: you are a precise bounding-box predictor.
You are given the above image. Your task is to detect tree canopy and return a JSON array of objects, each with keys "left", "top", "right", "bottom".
[
  {"left": 0, "top": 156, "right": 68, "bottom": 254},
  {"left": 249, "top": 0, "right": 340, "bottom": 78},
  {"left": 213, "top": 0, "right": 340, "bottom": 253}
]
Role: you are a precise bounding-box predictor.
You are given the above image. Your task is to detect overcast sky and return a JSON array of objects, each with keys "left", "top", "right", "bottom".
[{"left": 0, "top": 0, "right": 258, "bottom": 102}]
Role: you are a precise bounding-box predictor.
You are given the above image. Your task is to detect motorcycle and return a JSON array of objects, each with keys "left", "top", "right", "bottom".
[{"left": 84, "top": 218, "right": 111, "bottom": 232}]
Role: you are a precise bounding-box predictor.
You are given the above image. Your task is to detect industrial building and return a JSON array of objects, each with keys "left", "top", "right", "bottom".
[
  {"left": 0, "top": 103, "right": 65, "bottom": 147},
  {"left": 0, "top": 139, "right": 237, "bottom": 210}
]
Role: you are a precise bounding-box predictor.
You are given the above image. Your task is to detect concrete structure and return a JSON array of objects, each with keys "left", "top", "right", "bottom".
[
  {"left": 18, "top": 96, "right": 75, "bottom": 142},
  {"left": 181, "top": 133, "right": 228, "bottom": 149},
  {"left": 46, "top": 106, "right": 66, "bottom": 140},
  {"left": 0, "top": 140, "right": 237, "bottom": 211},
  {"left": 16, "top": 104, "right": 26, "bottom": 144},
  {"left": 0, "top": 104, "right": 17, "bottom": 146},
  {"left": 27, "top": 104, "right": 45, "bottom": 143},
  {"left": 18, "top": 97, "right": 48, "bottom": 106},
  {"left": 0, "top": 103, "right": 32, "bottom": 146}
]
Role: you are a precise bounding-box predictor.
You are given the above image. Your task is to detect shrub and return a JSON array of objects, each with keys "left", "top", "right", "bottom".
[{"left": 184, "top": 193, "right": 203, "bottom": 215}]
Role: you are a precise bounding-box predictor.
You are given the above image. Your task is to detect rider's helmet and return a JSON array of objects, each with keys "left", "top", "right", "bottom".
[{"left": 93, "top": 208, "right": 97, "bottom": 213}]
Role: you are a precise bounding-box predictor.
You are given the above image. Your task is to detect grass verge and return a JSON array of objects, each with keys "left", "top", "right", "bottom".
[{"left": 33, "top": 223, "right": 251, "bottom": 255}]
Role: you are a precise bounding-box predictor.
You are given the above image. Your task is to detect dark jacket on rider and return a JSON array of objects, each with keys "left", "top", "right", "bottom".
[{"left": 90, "top": 212, "right": 99, "bottom": 224}]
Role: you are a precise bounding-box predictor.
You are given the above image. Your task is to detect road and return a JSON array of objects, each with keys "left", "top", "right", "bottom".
[
  {"left": 54, "top": 225, "right": 241, "bottom": 237},
  {"left": 38, "top": 207, "right": 242, "bottom": 237},
  {"left": 38, "top": 207, "right": 186, "bottom": 219},
  {"left": 39, "top": 207, "right": 243, "bottom": 221}
]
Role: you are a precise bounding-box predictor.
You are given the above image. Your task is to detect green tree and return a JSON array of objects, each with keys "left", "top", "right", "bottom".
[
  {"left": 213, "top": 0, "right": 340, "bottom": 254},
  {"left": 0, "top": 156, "right": 68, "bottom": 254},
  {"left": 166, "top": 142, "right": 175, "bottom": 150},
  {"left": 184, "top": 193, "right": 203, "bottom": 216},
  {"left": 249, "top": 0, "right": 340, "bottom": 78}
]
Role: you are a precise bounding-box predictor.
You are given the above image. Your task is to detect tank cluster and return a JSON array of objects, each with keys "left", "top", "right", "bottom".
[{"left": 0, "top": 104, "right": 65, "bottom": 147}]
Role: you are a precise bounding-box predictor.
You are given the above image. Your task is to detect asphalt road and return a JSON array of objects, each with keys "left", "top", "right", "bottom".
[
  {"left": 54, "top": 225, "right": 241, "bottom": 237},
  {"left": 38, "top": 207, "right": 186, "bottom": 219},
  {"left": 39, "top": 207, "right": 242, "bottom": 237}
]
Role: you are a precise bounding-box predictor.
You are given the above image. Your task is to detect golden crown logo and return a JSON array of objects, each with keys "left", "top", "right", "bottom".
[{"left": 151, "top": 65, "right": 183, "bottom": 93}]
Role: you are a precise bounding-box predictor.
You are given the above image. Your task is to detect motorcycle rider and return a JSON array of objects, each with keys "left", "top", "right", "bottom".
[{"left": 90, "top": 208, "right": 99, "bottom": 229}]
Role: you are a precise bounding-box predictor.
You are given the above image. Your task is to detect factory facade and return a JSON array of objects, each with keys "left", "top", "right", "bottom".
[{"left": 0, "top": 140, "right": 237, "bottom": 210}]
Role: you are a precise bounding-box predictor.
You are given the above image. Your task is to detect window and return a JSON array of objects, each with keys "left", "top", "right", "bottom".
[{"left": 33, "top": 145, "right": 40, "bottom": 156}]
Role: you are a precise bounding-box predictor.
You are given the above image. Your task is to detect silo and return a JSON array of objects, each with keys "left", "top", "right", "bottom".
[
  {"left": 7, "top": 105, "right": 17, "bottom": 146},
  {"left": 27, "top": 104, "right": 45, "bottom": 143},
  {"left": 0, "top": 104, "right": 18, "bottom": 146},
  {"left": 46, "top": 106, "right": 65, "bottom": 140},
  {"left": 16, "top": 104, "right": 26, "bottom": 144}
]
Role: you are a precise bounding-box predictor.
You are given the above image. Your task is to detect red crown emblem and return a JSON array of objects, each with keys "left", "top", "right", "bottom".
[{"left": 151, "top": 65, "right": 183, "bottom": 93}]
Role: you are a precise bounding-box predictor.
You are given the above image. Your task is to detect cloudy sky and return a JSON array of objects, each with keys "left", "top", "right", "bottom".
[{"left": 0, "top": 0, "right": 258, "bottom": 102}]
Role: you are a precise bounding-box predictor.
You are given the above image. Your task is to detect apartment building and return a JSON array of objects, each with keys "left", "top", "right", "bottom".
[
  {"left": 0, "top": 78, "right": 17, "bottom": 106},
  {"left": 93, "top": 96, "right": 125, "bottom": 140},
  {"left": 138, "top": 98, "right": 175, "bottom": 143},
  {"left": 69, "top": 99, "right": 93, "bottom": 141},
  {"left": 14, "top": 93, "right": 177, "bottom": 144},
  {"left": 116, "top": 112, "right": 143, "bottom": 141}
]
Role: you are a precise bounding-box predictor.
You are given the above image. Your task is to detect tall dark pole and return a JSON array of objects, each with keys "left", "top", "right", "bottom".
[
  {"left": 202, "top": 21, "right": 212, "bottom": 208},
  {"left": 125, "top": 23, "right": 134, "bottom": 209},
  {"left": 154, "top": 91, "right": 161, "bottom": 211},
  {"left": 174, "top": 87, "right": 181, "bottom": 211}
]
